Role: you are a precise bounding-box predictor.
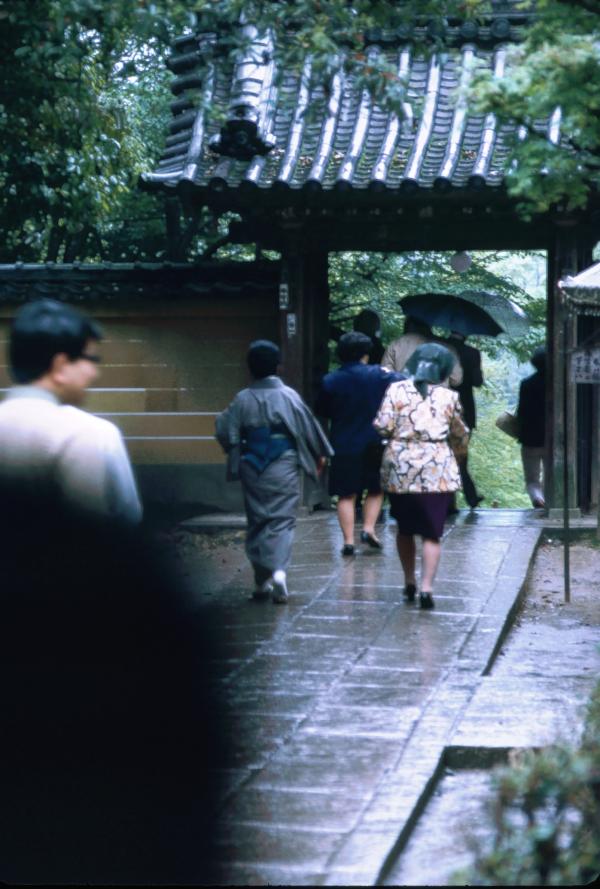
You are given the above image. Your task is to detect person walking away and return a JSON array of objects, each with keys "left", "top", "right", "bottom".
[
  {"left": 0, "top": 298, "right": 142, "bottom": 524},
  {"left": 445, "top": 330, "right": 484, "bottom": 509},
  {"left": 353, "top": 308, "right": 385, "bottom": 364},
  {"left": 382, "top": 314, "right": 463, "bottom": 388},
  {"left": 373, "top": 343, "right": 469, "bottom": 609},
  {"left": 316, "top": 332, "right": 404, "bottom": 555},
  {"left": 216, "top": 340, "right": 332, "bottom": 603},
  {"left": 517, "top": 345, "right": 546, "bottom": 508}
]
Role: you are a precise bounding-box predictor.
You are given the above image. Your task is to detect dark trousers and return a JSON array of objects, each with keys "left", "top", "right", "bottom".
[{"left": 459, "top": 453, "right": 479, "bottom": 507}]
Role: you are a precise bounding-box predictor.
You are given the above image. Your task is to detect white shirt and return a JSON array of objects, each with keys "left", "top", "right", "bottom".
[{"left": 0, "top": 387, "right": 142, "bottom": 524}]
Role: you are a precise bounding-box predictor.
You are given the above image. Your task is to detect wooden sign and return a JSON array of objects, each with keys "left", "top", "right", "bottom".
[{"left": 570, "top": 346, "right": 600, "bottom": 383}]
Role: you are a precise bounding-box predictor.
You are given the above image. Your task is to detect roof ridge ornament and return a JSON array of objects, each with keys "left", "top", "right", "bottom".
[{"left": 209, "top": 22, "right": 277, "bottom": 161}]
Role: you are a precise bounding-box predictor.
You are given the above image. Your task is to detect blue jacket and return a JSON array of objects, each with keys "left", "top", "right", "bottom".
[{"left": 316, "top": 362, "right": 405, "bottom": 455}]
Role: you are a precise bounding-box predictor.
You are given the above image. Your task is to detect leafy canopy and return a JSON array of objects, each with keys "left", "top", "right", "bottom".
[{"left": 2, "top": 1, "right": 600, "bottom": 263}]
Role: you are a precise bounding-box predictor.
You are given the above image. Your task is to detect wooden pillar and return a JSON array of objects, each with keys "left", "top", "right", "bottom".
[
  {"left": 279, "top": 223, "right": 330, "bottom": 508},
  {"left": 546, "top": 227, "right": 593, "bottom": 511}
]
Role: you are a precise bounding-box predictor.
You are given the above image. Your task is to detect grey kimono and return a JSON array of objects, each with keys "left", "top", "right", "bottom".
[{"left": 215, "top": 376, "right": 333, "bottom": 586}]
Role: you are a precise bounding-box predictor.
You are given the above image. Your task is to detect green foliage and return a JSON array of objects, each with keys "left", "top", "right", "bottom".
[
  {"left": 453, "top": 679, "right": 600, "bottom": 885},
  {"left": 329, "top": 249, "right": 546, "bottom": 361},
  {"left": 0, "top": 0, "right": 188, "bottom": 263},
  {"left": 3, "top": 1, "right": 598, "bottom": 262},
  {"left": 458, "top": 352, "right": 531, "bottom": 508},
  {"left": 328, "top": 249, "right": 545, "bottom": 507}
]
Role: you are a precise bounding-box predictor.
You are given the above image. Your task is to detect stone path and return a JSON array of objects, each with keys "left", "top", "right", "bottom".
[
  {"left": 176, "top": 509, "right": 558, "bottom": 886},
  {"left": 383, "top": 535, "right": 600, "bottom": 886}
]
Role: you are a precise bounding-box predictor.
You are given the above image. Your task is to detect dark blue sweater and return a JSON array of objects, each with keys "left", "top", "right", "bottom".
[{"left": 316, "top": 362, "right": 405, "bottom": 455}]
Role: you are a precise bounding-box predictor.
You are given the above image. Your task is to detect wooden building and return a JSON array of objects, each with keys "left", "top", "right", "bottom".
[
  {"left": 0, "top": 261, "right": 280, "bottom": 510},
  {"left": 140, "top": 2, "right": 600, "bottom": 512}
]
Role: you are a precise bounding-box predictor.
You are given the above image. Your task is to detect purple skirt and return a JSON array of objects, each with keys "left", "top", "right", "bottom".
[{"left": 388, "top": 492, "right": 453, "bottom": 542}]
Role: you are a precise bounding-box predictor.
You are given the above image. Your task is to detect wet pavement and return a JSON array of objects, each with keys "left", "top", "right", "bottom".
[{"left": 178, "top": 508, "right": 591, "bottom": 886}]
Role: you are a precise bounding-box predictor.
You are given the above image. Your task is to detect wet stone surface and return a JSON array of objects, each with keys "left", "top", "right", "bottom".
[
  {"left": 169, "top": 510, "right": 552, "bottom": 885},
  {"left": 383, "top": 536, "right": 600, "bottom": 886}
]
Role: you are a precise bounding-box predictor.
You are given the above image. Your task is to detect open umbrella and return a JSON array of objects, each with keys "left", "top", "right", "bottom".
[
  {"left": 400, "top": 293, "right": 503, "bottom": 337},
  {"left": 399, "top": 290, "right": 530, "bottom": 337},
  {"left": 457, "top": 290, "right": 530, "bottom": 337}
]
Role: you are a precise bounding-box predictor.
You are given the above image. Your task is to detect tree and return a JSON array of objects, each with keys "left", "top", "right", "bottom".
[
  {"left": 187, "top": 0, "right": 600, "bottom": 216},
  {"left": 328, "top": 250, "right": 546, "bottom": 362},
  {"left": 0, "top": 0, "right": 190, "bottom": 263},
  {"left": 2, "top": 1, "right": 599, "bottom": 263}
]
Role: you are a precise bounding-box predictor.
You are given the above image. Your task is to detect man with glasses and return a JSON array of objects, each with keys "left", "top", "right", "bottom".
[{"left": 0, "top": 298, "right": 142, "bottom": 523}]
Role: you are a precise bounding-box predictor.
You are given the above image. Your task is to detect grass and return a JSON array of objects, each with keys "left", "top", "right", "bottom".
[{"left": 457, "top": 393, "right": 531, "bottom": 509}]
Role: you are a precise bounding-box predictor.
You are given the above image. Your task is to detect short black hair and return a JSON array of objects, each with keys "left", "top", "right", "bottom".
[
  {"left": 337, "top": 331, "right": 372, "bottom": 363},
  {"left": 531, "top": 345, "right": 546, "bottom": 372},
  {"left": 247, "top": 339, "right": 280, "bottom": 379},
  {"left": 9, "top": 299, "right": 103, "bottom": 384},
  {"left": 353, "top": 309, "right": 380, "bottom": 337}
]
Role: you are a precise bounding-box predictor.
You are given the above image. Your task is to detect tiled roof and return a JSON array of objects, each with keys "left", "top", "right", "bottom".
[
  {"left": 0, "top": 261, "right": 280, "bottom": 303},
  {"left": 142, "top": 6, "right": 558, "bottom": 206},
  {"left": 561, "top": 262, "right": 600, "bottom": 316}
]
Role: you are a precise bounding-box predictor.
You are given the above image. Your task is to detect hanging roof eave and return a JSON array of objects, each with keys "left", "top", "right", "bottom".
[
  {"left": 0, "top": 261, "right": 281, "bottom": 305},
  {"left": 143, "top": 6, "right": 562, "bottom": 208},
  {"left": 560, "top": 262, "right": 600, "bottom": 315}
]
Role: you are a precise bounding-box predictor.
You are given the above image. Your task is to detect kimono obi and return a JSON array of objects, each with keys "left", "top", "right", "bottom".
[{"left": 241, "top": 424, "right": 296, "bottom": 473}]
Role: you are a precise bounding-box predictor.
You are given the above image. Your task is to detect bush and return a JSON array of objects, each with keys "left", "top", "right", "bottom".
[{"left": 453, "top": 682, "right": 600, "bottom": 885}]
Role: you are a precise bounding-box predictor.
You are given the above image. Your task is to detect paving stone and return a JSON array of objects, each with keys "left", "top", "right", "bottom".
[
  {"left": 222, "top": 687, "right": 317, "bottom": 717},
  {"left": 262, "top": 633, "right": 368, "bottom": 660},
  {"left": 210, "top": 821, "right": 345, "bottom": 866},
  {"left": 222, "top": 786, "right": 367, "bottom": 832},
  {"left": 326, "top": 683, "right": 432, "bottom": 709},
  {"left": 298, "top": 704, "right": 421, "bottom": 739},
  {"left": 213, "top": 862, "right": 327, "bottom": 886}
]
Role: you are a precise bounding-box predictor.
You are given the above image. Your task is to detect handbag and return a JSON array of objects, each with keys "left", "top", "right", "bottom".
[{"left": 495, "top": 410, "right": 520, "bottom": 439}]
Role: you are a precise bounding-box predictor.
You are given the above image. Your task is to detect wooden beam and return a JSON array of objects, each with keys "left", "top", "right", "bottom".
[{"left": 546, "top": 228, "right": 593, "bottom": 511}]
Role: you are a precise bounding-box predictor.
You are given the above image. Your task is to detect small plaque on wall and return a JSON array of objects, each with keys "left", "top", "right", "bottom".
[
  {"left": 279, "top": 283, "right": 289, "bottom": 309},
  {"left": 570, "top": 346, "right": 600, "bottom": 383},
  {"left": 286, "top": 313, "right": 297, "bottom": 337}
]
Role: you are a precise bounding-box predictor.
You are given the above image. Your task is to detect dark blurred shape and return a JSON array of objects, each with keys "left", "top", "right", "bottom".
[
  {"left": 399, "top": 293, "right": 503, "bottom": 337},
  {"left": 0, "top": 485, "right": 225, "bottom": 884},
  {"left": 352, "top": 309, "right": 384, "bottom": 364}
]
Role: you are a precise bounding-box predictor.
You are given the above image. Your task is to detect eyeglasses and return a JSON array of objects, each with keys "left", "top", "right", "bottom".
[{"left": 78, "top": 353, "right": 101, "bottom": 364}]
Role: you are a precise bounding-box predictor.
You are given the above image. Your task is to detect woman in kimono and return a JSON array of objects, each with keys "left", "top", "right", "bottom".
[
  {"left": 216, "top": 340, "right": 332, "bottom": 604},
  {"left": 373, "top": 343, "right": 469, "bottom": 610}
]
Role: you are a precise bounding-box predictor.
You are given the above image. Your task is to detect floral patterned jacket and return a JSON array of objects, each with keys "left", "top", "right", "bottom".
[{"left": 373, "top": 379, "right": 470, "bottom": 494}]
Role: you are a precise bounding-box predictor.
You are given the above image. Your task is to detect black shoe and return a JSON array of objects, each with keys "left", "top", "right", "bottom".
[
  {"left": 360, "top": 531, "right": 382, "bottom": 549},
  {"left": 403, "top": 583, "right": 416, "bottom": 603},
  {"left": 468, "top": 496, "right": 484, "bottom": 509},
  {"left": 341, "top": 544, "right": 355, "bottom": 556},
  {"left": 419, "top": 592, "right": 435, "bottom": 609}
]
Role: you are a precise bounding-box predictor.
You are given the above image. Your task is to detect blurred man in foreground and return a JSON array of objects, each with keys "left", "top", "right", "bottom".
[
  {"left": 0, "top": 298, "right": 141, "bottom": 523},
  {"left": 0, "top": 299, "right": 222, "bottom": 882}
]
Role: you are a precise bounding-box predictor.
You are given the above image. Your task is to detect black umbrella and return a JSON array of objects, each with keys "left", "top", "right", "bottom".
[
  {"left": 457, "top": 290, "right": 530, "bottom": 337},
  {"left": 400, "top": 293, "right": 503, "bottom": 337}
]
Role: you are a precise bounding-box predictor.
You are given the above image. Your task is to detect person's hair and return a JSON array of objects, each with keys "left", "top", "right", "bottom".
[
  {"left": 247, "top": 339, "right": 280, "bottom": 379},
  {"left": 9, "top": 299, "right": 103, "bottom": 384},
  {"left": 531, "top": 345, "right": 546, "bottom": 372},
  {"left": 352, "top": 309, "right": 380, "bottom": 338},
  {"left": 337, "top": 331, "right": 372, "bottom": 363},
  {"left": 405, "top": 342, "right": 455, "bottom": 398},
  {"left": 404, "top": 315, "right": 433, "bottom": 337}
]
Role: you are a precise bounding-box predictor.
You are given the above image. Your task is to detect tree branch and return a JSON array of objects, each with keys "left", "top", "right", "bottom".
[{"left": 552, "top": 0, "right": 600, "bottom": 14}]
